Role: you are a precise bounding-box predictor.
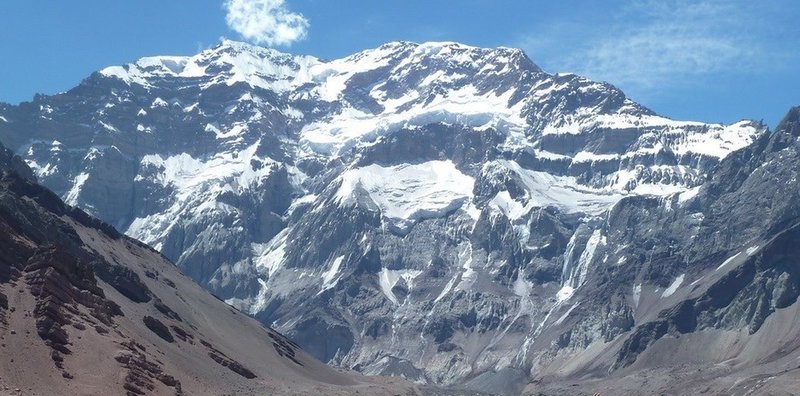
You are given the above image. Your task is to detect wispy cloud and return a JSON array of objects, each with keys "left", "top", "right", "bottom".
[
  {"left": 519, "top": 0, "right": 786, "bottom": 91},
  {"left": 578, "top": 1, "right": 759, "bottom": 88},
  {"left": 223, "top": 0, "right": 309, "bottom": 47}
]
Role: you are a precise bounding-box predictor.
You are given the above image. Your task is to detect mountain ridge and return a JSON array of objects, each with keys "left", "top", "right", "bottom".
[
  {"left": 1, "top": 40, "right": 795, "bottom": 395},
  {"left": 0, "top": 141, "right": 419, "bottom": 395}
]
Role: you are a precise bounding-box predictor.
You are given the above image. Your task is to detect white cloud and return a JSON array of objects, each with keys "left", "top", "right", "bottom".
[
  {"left": 223, "top": 0, "right": 309, "bottom": 47},
  {"left": 519, "top": 1, "right": 778, "bottom": 91},
  {"left": 576, "top": 1, "right": 758, "bottom": 89}
]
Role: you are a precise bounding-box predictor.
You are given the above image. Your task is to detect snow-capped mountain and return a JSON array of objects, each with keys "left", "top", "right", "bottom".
[
  {"left": 4, "top": 40, "right": 797, "bottom": 394},
  {"left": 0, "top": 141, "right": 416, "bottom": 395}
]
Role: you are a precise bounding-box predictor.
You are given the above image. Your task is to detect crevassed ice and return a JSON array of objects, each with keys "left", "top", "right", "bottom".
[
  {"left": 489, "top": 160, "right": 626, "bottom": 216},
  {"left": 299, "top": 84, "right": 526, "bottom": 156},
  {"left": 540, "top": 114, "right": 759, "bottom": 159},
  {"left": 335, "top": 160, "right": 475, "bottom": 228}
]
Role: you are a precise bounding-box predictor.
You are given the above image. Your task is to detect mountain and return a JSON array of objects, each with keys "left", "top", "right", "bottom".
[
  {"left": 523, "top": 106, "right": 800, "bottom": 395},
  {"left": 0, "top": 145, "right": 416, "bottom": 395},
  {"left": 2, "top": 40, "right": 796, "bottom": 394}
]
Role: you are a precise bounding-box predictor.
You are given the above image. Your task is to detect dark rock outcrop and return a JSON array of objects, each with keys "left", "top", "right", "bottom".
[{"left": 142, "top": 315, "right": 174, "bottom": 343}]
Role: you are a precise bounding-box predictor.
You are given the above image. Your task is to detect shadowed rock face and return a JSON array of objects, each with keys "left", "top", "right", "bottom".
[
  {"left": 3, "top": 39, "right": 799, "bottom": 394},
  {"left": 613, "top": 222, "right": 800, "bottom": 369},
  {"left": 0, "top": 143, "right": 34, "bottom": 182},
  {"left": 0, "top": 144, "right": 417, "bottom": 395}
]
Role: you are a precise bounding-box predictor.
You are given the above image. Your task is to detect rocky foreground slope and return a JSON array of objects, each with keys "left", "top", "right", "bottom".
[
  {"left": 0, "top": 144, "right": 416, "bottom": 395},
  {"left": 2, "top": 40, "right": 799, "bottom": 394}
]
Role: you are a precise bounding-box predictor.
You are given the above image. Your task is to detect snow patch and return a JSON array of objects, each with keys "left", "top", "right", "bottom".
[
  {"left": 572, "top": 151, "right": 619, "bottom": 163},
  {"left": 434, "top": 276, "right": 457, "bottom": 304},
  {"left": 490, "top": 160, "right": 626, "bottom": 215},
  {"left": 253, "top": 228, "right": 289, "bottom": 276},
  {"left": 378, "top": 268, "right": 423, "bottom": 305},
  {"left": 320, "top": 255, "right": 345, "bottom": 291},
  {"left": 336, "top": 160, "right": 474, "bottom": 230},
  {"left": 556, "top": 286, "right": 575, "bottom": 303},
  {"left": 490, "top": 191, "right": 528, "bottom": 220},
  {"left": 554, "top": 303, "right": 579, "bottom": 326},
  {"left": 540, "top": 114, "right": 759, "bottom": 160},
  {"left": 556, "top": 229, "right": 605, "bottom": 303},
  {"left": 678, "top": 186, "right": 701, "bottom": 204},
  {"left": 716, "top": 252, "right": 742, "bottom": 271},
  {"left": 125, "top": 142, "right": 276, "bottom": 246},
  {"left": 64, "top": 173, "right": 89, "bottom": 205},
  {"left": 513, "top": 273, "right": 532, "bottom": 298},
  {"left": 661, "top": 274, "right": 685, "bottom": 298},
  {"left": 300, "top": 79, "right": 527, "bottom": 156},
  {"left": 455, "top": 244, "right": 476, "bottom": 291}
]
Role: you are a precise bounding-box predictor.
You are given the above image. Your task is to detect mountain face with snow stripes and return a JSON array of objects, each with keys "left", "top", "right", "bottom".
[{"left": 4, "top": 40, "right": 800, "bottom": 394}]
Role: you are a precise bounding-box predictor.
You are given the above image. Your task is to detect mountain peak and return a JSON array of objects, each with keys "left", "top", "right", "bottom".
[
  {"left": 0, "top": 34, "right": 785, "bottom": 393},
  {"left": 369, "top": 40, "right": 540, "bottom": 71},
  {"left": 97, "top": 39, "right": 320, "bottom": 91},
  {"left": 777, "top": 106, "right": 800, "bottom": 132},
  {"left": 765, "top": 105, "right": 800, "bottom": 147},
  {"left": 378, "top": 40, "right": 525, "bottom": 53},
  {"left": 211, "top": 39, "right": 302, "bottom": 60}
]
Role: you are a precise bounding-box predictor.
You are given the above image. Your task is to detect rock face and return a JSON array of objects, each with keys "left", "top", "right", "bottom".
[
  {"left": 0, "top": 143, "right": 415, "bottom": 395},
  {"left": 522, "top": 107, "right": 800, "bottom": 395},
  {"left": 3, "top": 40, "right": 800, "bottom": 394}
]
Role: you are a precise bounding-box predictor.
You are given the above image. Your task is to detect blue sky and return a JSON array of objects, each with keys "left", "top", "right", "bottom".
[{"left": 1, "top": 0, "right": 798, "bottom": 128}]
